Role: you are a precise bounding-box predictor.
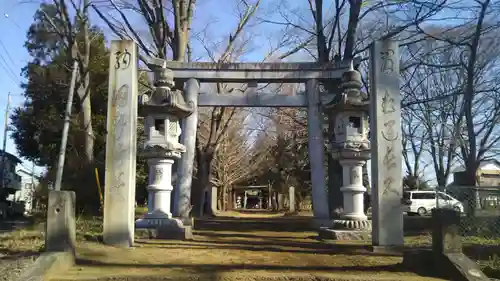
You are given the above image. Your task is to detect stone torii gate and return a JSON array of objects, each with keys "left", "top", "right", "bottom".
[{"left": 102, "top": 39, "right": 403, "bottom": 251}]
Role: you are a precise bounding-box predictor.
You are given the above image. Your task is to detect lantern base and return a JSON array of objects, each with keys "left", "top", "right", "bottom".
[
  {"left": 332, "top": 219, "right": 372, "bottom": 230},
  {"left": 318, "top": 227, "right": 371, "bottom": 241},
  {"left": 135, "top": 216, "right": 193, "bottom": 240}
]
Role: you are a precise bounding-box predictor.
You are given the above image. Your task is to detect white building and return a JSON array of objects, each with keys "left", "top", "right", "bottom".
[
  {"left": 0, "top": 150, "right": 22, "bottom": 196},
  {"left": 13, "top": 169, "right": 39, "bottom": 214}
]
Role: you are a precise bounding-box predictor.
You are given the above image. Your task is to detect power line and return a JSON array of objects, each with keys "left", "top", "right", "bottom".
[
  {"left": 0, "top": 55, "right": 19, "bottom": 84},
  {"left": 0, "top": 39, "right": 18, "bottom": 68},
  {"left": 1, "top": 10, "right": 24, "bottom": 84}
]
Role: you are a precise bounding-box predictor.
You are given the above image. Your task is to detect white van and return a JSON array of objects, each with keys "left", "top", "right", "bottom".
[{"left": 402, "top": 190, "right": 464, "bottom": 216}]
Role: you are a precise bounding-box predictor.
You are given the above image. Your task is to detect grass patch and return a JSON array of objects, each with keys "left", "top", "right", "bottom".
[
  {"left": 404, "top": 233, "right": 432, "bottom": 247},
  {"left": 74, "top": 206, "right": 148, "bottom": 242},
  {"left": 0, "top": 226, "right": 44, "bottom": 257},
  {"left": 76, "top": 216, "right": 104, "bottom": 241},
  {"left": 480, "top": 254, "right": 500, "bottom": 279},
  {"left": 135, "top": 206, "right": 148, "bottom": 216}
]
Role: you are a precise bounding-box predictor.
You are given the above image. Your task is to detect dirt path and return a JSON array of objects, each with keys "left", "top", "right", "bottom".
[
  {"left": 48, "top": 214, "right": 445, "bottom": 281},
  {"left": 0, "top": 217, "right": 40, "bottom": 281}
]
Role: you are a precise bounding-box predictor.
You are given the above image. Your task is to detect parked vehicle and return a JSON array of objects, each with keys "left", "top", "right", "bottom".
[{"left": 402, "top": 190, "right": 464, "bottom": 216}]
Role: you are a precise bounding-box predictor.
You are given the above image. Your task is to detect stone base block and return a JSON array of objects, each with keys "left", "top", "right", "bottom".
[
  {"left": 46, "top": 190, "right": 76, "bottom": 254},
  {"left": 370, "top": 245, "right": 405, "bottom": 255},
  {"left": 311, "top": 218, "right": 332, "bottom": 229},
  {"left": 135, "top": 217, "right": 193, "bottom": 240},
  {"left": 318, "top": 227, "right": 371, "bottom": 240},
  {"left": 178, "top": 216, "right": 194, "bottom": 227},
  {"left": 442, "top": 253, "right": 490, "bottom": 281},
  {"left": 17, "top": 251, "right": 75, "bottom": 281},
  {"left": 135, "top": 210, "right": 173, "bottom": 229},
  {"left": 402, "top": 249, "right": 490, "bottom": 281}
]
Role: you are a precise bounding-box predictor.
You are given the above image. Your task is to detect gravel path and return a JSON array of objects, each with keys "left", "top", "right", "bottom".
[
  {"left": 0, "top": 218, "right": 39, "bottom": 281},
  {"left": 0, "top": 255, "right": 39, "bottom": 281}
]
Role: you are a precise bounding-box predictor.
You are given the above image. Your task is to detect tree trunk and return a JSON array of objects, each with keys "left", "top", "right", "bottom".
[
  {"left": 362, "top": 163, "right": 370, "bottom": 194},
  {"left": 79, "top": 3, "right": 93, "bottom": 164},
  {"left": 328, "top": 156, "right": 343, "bottom": 218},
  {"left": 79, "top": 87, "right": 94, "bottom": 163},
  {"left": 327, "top": 112, "right": 343, "bottom": 218},
  {"left": 362, "top": 163, "right": 370, "bottom": 213},
  {"left": 278, "top": 193, "right": 285, "bottom": 210},
  {"left": 192, "top": 151, "right": 214, "bottom": 217},
  {"left": 464, "top": 160, "right": 479, "bottom": 218},
  {"left": 221, "top": 184, "right": 229, "bottom": 211},
  {"left": 227, "top": 187, "right": 234, "bottom": 210}
]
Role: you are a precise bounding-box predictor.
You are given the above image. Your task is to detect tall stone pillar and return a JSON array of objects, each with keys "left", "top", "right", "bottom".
[
  {"left": 306, "top": 79, "right": 330, "bottom": 226},
  {"left": 103, "top": 40, "right": 138, "bottom": 247},
  {"left": 174, "top": 78, "right": 199, "bottom": 224},
  {"left": 369, "top": 39, "right": 404, "bottom": 247}
]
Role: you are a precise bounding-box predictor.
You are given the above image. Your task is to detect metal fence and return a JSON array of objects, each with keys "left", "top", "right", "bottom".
[
  {"left": 436, "top": 186, "right": 500, "bottom": 272},
  {"left": 438, "top": 186, "right": 500, "bottom": 239}
]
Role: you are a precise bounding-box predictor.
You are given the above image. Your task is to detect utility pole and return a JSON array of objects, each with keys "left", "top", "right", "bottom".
[
  {"left": 31, "top": 162, "right": 35, "bottom": 186},
  {"left": 0, "top": 93, "right": 11, "bottom": 190},
  {"left": 54, "top": 60, "right": 78, "bottom": 191}
]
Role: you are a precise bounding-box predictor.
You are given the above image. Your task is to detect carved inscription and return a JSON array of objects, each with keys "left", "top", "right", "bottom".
[
  {"left": 383, "top": 146, "right": 397, "bottom": 170},
  {"left": 114, "top": 49, "right": 131, "bottom": 70},
  {"left": 350, "top": 167, "right": 360, "bottom": 184},
  {"left": 379, "top": 47, "right": 400, "bottom": 199},
  {"left": 382, "top": 179, "right": 401, "bottom": 196},
  {"left": 380, "top": 49, "right": 395, "bottom": 74},
  {"left": 109, "top": 84, "right": 130, "bottom": 196},
  {"left": 112, "top": 85, "right": 129, "bottom": 142},
  {"left": 382, "top": 90, "right": 396, "bottom": 114},
  {"left": 382, "top": 120, "right": 399, "bottom": 141},
  {"left": 154, "top": 168, "right": 163, "bottom": 183}
]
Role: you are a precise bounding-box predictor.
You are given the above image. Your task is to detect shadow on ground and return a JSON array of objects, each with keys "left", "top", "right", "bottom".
[
  {"left": 136, "top": 239, "right": 386, "bottom": 257},
  {"left": 193, "top": 216, "right": 314, "bottom": 233},
  {"left": 67, "top": 257, "right": 441, "bottom": 281},
  {"left": 75, "top": 258, "right": 405, "bottom": 272},
  {"left": 50, "top": 215, "right": 448, "bottom": 281},
  {"left": 0, "top": 248, "right": 39, "bottom": 260}
]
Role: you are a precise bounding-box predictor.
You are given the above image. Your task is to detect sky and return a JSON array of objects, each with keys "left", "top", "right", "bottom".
[
  {"left": 0, "top": 0, "right": 271, "bottom": 178},
  {"left": 0, "top": 0, "right": 463, "bottom": 187},
  {"left": 0, "top": 1, "right": 43, "bottom": 175}
]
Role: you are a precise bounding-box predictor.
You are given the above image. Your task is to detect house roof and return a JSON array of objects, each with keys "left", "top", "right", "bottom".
[
  {"left": 0, "top": 150, "right": 22, "bottom": 165},
  {"left": 17, "top": 169, "right": 42, "bottom": 179},
  {"left": 453, "top": 159, "right": 500, "bottom": 173},
  {"left": 481, "top": 159, "right": 500, "bottom": 169}
]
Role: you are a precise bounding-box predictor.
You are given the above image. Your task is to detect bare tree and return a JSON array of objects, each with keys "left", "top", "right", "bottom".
[
  {"left": 401, "top": 108, "right": 427, "bottom": 182},
  {"left": 415, "top": 0, "right": 500, "bottom": 186},
  {"left": 41, "top": 0, "right": 94, "bottom": 163},
  {"left": 262, "top": 0, "right": 446, "bottom": 217},
  {"left": 400, "top": 38, "right": 465, "bottom": 187},
  {"left": 93, "top": 0, "right": 195, "bottom": 61},
  {"left": 210, "top": 111, "right": 272, "bottom": 210},
  {"left": 95, "top": 0, "right": 269, "bottom": 216}
]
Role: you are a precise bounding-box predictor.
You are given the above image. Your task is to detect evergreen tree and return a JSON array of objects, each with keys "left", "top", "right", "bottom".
[{"left": 11, "top": 4, "right": 148, "bottom": 213}]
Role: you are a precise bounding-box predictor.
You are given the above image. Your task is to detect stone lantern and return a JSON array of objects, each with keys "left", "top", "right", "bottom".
[
  {"left": 321, "top": 62, "right": 371, "bottom": 238},
  {"left": 135, "top": 59, "right": 194, "bottom": 236}
]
